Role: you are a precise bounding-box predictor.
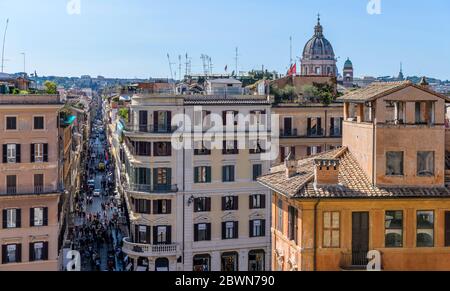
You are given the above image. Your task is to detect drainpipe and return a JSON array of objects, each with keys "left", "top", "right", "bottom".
[
  {"left": 182, "top": 107, "right": 186, "bottom": 269},
  {"left": 371, "top": 103, "right": 376, "bottom": 185},
  {"left": 313, "top": 198, "right": 321, "bottom": 271}
]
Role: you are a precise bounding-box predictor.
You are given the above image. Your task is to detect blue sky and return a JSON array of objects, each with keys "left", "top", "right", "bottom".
[{"left": 1, "top": 0, "right": 449, "bottom": 80}]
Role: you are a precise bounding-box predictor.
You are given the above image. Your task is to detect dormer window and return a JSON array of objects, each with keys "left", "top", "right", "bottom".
[{"left": 415, "top": 102, "right": 435, "bottom": 125}]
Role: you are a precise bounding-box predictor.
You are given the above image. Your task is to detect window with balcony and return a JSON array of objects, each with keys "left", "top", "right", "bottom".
[
  {"left": 2, "top": 208, "right": 20, "bottom": 229},
  {"left": 288, "top": 206, "right": 298, "bottom": 243},
  {"left": 33, "top": 116, "right": 45, "bottom": 130},
  {"left": 153, "top": 200, "right": 172, "bottom": 215},
  {"left": 154, "top": 142, "right": 171, "bottom": 157},
  {"left": 30, "top": 207, "right": 48, "bottom": 227},
  {"left": 385, "top": 210, "right": 403, "bottom": 248},
  {"left": 135, "top": 225, "right": 151, "bottom": 244},
  {"left": 222, "top": 221, "right": 238, "bottom": 240},
  {"left": 252, "top": 164, "right": 263, "bottom": 181},
  {"left": 194, "top": 197, "right": 211, "bottom": 213},
  {"left": 1, "top": 244, "right": 21, "bottom": 264},
  {"left": 386, "top": 152, "right": 404, "bottom": 176},
  {"left": 222, "top": 166, "right": 235, "bottom": 183},
  {"left": 283, "top": 117, "right": 293, "bottom": 136},
  {"left": 34, "top": 174, "right": 44, "bottom": 194},
  {"left": 249, "top": 194, "right": 265, "bottom": 209},
  {"left": 138, "top": 110, "right": 148, "bottom": 132},
  {"left": 154, "top": 111, "right": 172, "bottom": 133},
  {"left": 194, "top": 166, "right": 211, "bottom": 184},
  {"left": 134, "top": 168, "right": 151, "bottom": 190},
  {"left": 154, "top": 225, "right": 172, "bottom": 245},
  {"left": 249, "top": 219, "right": 265, "bottom": 237},
  {"left": 417, "top": 211, "right": 434, "bottom": 247},
  {"left": 194, "top": 223, "right": 211, "bottom": 242},
  {"left": 6, "top": 175, "right": 17, "bottom": 195},
  {"left": 30, "top": 242, "right": 48, "bottom": 261},
  {"left": 417, "top": 151, "right": 435, "bottom": 177},
  {"left": 307, "top": 117, "right": 323, "bottom": 136},
  {"left": 323, "top": 211, "right": 340, "bottom": 248},
  {"left": 5, "top": 116, "right": 17, "bottom": 130},
  {"left": 154, "top": 168, "right": 172, "bottom": 191}
]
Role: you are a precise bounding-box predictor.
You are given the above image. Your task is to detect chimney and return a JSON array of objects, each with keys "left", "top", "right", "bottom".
[
  {"left": 314, "top": 159, "right": 340, "bottom": 186},
  {"left": 285, "top": 152, "right": 297, "bottom": 178}
]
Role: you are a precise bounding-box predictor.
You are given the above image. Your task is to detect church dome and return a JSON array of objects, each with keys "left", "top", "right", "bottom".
[
  {"left": 344, "top": 58, "right": 353, "bottom": 69},
  {"left": 302, "top": 17, "right": 335, "bottom": 60}
]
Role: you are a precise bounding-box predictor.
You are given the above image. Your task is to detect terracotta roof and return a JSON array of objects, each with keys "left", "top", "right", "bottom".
[
  {"left": 338, "top": 81, "right": 450, "bottom": 103},
  {"left": 258, "top": 147, "right": 450, "bottom": 199}
]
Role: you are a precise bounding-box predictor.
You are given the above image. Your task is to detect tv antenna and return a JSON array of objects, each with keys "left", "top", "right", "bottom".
[
  {"left": 167, "top": 53, "right": 175, "bottom": 80},
  {"left": 1, "top": 19, "right": 9, "bottom": 73}
]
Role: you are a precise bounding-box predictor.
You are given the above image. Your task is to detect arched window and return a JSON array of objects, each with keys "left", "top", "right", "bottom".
[
  {"left": 193, "top": 254, "right": 211, "bottom": 271},
  {"left": 248, "top": 250, "right": 265, "bottom": 271},
  {"left": 221, "top": 252, "right": 239, "bottom": 271}
]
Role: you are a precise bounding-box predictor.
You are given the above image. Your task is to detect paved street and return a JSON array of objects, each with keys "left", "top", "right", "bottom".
[{"left": 71, "top": 103, "right": 127, "bottom": 271}]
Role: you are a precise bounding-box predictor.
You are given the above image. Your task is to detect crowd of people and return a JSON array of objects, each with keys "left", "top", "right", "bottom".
[{"left": 70, "top": 108, "right": 126, "bottom": 271}]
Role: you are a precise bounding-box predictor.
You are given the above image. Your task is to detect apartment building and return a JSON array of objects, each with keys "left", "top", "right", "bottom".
[
  {"left": 275, "top": 103, "right": 343, "bottom": 162},
  {"left": 106, "top": 83, "right": 273, "bottom": 271},
  {"left": 0, "top": 94, "right": 64, "bottom": 271},
  {"left": 259, "top": 80, "right": 450, "bottom": 271}
]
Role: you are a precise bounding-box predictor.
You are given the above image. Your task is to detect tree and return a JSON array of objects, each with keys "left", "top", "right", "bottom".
[
  {"left": 44, "top": 81, "right": 58, "bottom": 94},
  {"left": 118, "top": 108, "right": 129, "bottom": 121}
]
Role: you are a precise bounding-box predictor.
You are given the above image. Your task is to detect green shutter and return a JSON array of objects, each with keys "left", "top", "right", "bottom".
[
  {"left": 194, "top": 167, "right": 199, "bottom": 183},
  {"left": 206, "top": 167, "right": 212, "bottom": 183}
]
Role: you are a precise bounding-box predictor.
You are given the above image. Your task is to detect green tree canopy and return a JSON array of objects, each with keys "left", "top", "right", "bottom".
[{"left": 44, "top": 81, "right": 58, "bottom": 94}]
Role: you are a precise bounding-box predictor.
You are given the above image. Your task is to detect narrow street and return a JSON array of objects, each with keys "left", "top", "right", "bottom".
[{"left": 71, "top": 99, "right": 127, "bottom": 271}]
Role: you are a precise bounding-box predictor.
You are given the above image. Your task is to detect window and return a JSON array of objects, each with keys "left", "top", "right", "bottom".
[
  {"left": 2, "top": 209, "right": 21, "bottom": 229},
  {"left": 134, "top": 199, "right": 151, "bottom": 214},
  {"left": 386, "top": 101, "right": 406, "bottom": 124},
  {"left": 34, "top": 174, "right": 44, "bottom": 194},
  {"left": 280, "top": 146, "right": 296, "bottom": 162},
  {"left": 33, "top": 116, "right": 45, "bottom": 130},
  {"left": 6, "top": 144, "right": 18, "bottom": 163},
  {"left": 252, "top": 164, "right": 262, "bottom": 181},
  {"left": 222, "top": 140, "right": 239, "bottom": 155},
  {"left": 414, "top": 102, "right": 435, "bottom": 125},
  {"left": 222, "top": 221, "right": 238, "bottom": 239},
  {"left": 417, "top": 152, "right": 435, "bottom": 177},
  {"left": 417, "top": 211, "right": 434, "bottom": 247},
  {"left": 307, "top": 117, "right": 322, "bottom": 136},
  {"left": 385, "top": 211, "right": 403, "bottom": 248},
  {"left": 249, "top": 219, "right": 265, "bottom": 237},
  {"left": 249, "top": 140, "right": 265, "bottom": 154},
  {"left": 154, "top": 226, "right": 171, "bottom": 245},
  {"left": 288, "top": 206, "right": 298, "bottom": 243},
  {"left": 32, "top": 143, "right": 48, "bottom": 163},
  {"left": 194, "top": 141, "right": 211, "bottom": 156},
  {"left": 249, "top": 194, "right": 265, "bottom": 209},
  {"left": 153, "top": 200, "right": 171, "bottom": 215},
  {"left": 135, "top": 225, "right": 151, "bottom": 244},
  {"left": 194, "top": 166, "right": 211, "bottom": 184},
  {"left": 5, "top": 116, "right": 17, "bottom": 130},
  {"left": 386, "top": 152, "right": 404, "bottom": 176},
  {"left": 193, "top": 254, "right": 211, "bottom": 272},
  {"left": 132, "top": 142, "right": 151, "bottom": 156},
  {"left": 445, "top": 212, "right": 450, "bottom": 247},
  {"left": 330, "top": 117, "right": 343, "bottom": 136},
  {"left": 307, "top": 146, "right": 322, "bottom": 156},
  {"left": 277, "top": 199, "right": 283, "bottom": 233},
  {"left": 30, "top": 207, "right": 48, "bottom": 227},
  {"left": 223, "top": 111, "right": 238, "bottom": 126},
  {"left": 154, "top": 168, "right": 172, "bottom": 190},
  {"left": 194, "top": 223, "right": 211, "bottom": 242},
  {"left": 222, "top": 196, "right": 238, "bottom": 211},
  {"left": 154, "top": 142, "right": 171, "bottom": 157},
  {"left": 6, "top": 175, "right": 17, "bottom": 194},
  {"left": 30, "top": 242, "right": 48, "bottom": 261},
  {"left": 194, "top": 197, "right": 211, "bottom": 213},
  {"left": 248, "top": 250, "right": 265, "bottom": 271},
  {"left": 155, "top": 111, "right": 171, "bottom": 132},
  {"left": 221, "top": 252, "right": 238, "bottom": 271},
  {"left": 222, "top": 166, "right": 235, "bottom": 182},
  {"left": 1, "top": 244, "right": 21, "bottom": 264},
  {"left": 135, "top": 168, "right": 151, "bottom": 189},
  {"left": 323, "top": 211, "right": 340, "bottom": 248}
]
